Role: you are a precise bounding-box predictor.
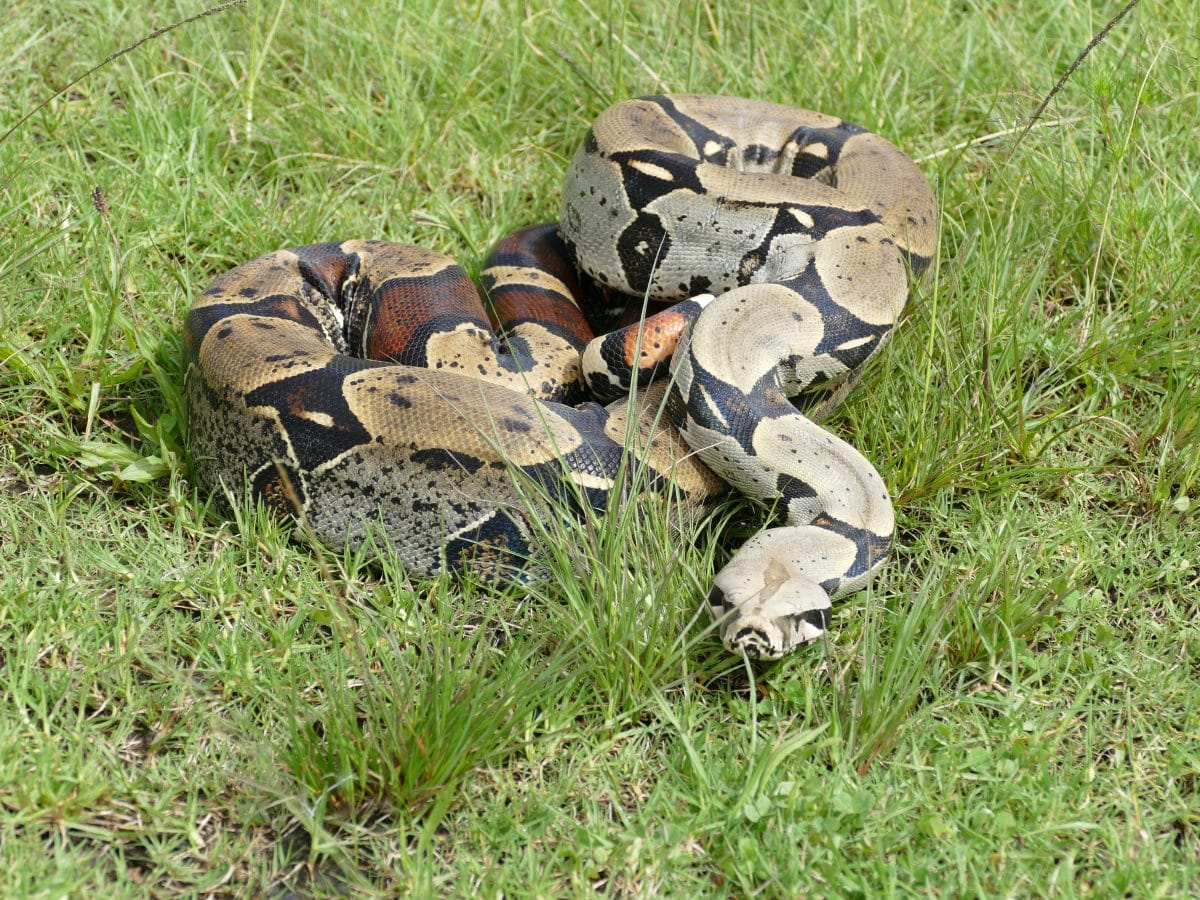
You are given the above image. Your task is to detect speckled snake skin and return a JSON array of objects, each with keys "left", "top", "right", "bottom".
[{"left": 184, "top": 94, "right": 937, "bottom": 658}]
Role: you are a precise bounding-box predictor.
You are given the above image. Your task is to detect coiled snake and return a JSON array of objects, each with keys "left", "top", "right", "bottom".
[{"left": 184, "top": 94, "right": 936, "bottom": 659}]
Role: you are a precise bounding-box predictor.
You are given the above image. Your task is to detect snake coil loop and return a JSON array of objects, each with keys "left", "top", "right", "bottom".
[{"left": 184, "top": 94, "right": 936, "bottom": 658}]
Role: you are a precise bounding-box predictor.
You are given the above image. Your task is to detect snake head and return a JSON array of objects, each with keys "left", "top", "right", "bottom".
[{"left": 708, "top": 531, "right": 833, "bottom": 659}]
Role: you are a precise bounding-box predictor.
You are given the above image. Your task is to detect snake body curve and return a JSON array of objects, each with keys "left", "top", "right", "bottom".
[{"left": 184, "top": 94, "right": 936, "bottom": 659}]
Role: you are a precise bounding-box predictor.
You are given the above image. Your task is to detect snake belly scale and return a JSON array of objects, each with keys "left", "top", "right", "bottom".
[{"left": 184, "top": 94, "right": 936, "bottom": 659}]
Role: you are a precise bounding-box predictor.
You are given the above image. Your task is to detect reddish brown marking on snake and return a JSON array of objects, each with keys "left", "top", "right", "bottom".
[
  {"left": 617, "top": 309, "right": 691, "bottom": 369},
  {"left": 367, "top": 268, "right": 488, "bottom": 362},
  {"left": 485, "top": 224, "right": 594, "bottom": 346},
  {"left": 260, "top": 296, "right": 309, "bottom": 322},
  {"left": 294, "top": 243, "right": 362, "bottom": 302}
]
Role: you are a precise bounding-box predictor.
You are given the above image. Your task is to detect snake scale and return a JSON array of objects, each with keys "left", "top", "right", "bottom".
[{"left": 184, "top": 94, "right": 936, "bottom": 659}]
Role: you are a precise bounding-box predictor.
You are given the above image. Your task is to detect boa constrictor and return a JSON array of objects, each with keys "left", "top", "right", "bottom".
[{"left": 184, "top": 94, "right": 936, "bottom": 659}]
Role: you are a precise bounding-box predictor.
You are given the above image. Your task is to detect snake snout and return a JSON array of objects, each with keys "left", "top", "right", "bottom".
[
  {"left": 724, "top": 623, "right": 785, "bottom": 660},
  {"left": 720, "top": 609, "right": 828, "bottom": 659}
]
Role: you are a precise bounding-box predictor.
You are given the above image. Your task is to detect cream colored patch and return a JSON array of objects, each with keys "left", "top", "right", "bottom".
[
  {"left": 684, "top": 285, "right": 822, "bottom": 394},
  {"left": 787, "top": 207, "right": 815, "bottom": 231},
  {"left": 344, "top": 367, "right": 586, "bottom": 465},
  {"left": 571, "top": 470, "right": 617, "bottom": 491},
  {"left": 751, "top": 414, "right": 894, "bottom": 534},
  {"left": 812, "top": 223, "right": 907, "bottom": 324},
  {"left": 644, "top": 189, "right": 781, "bottom": 296},
  {"left": 832, "top": 335, "right": 876, "bottom": 353},
  {"left": 296, "top": 410, "right": 335, "bottom": 428},
  {"left": 628, "top": 160, "right": 675, "bottom": 182},
  {"left": 594, "top": 99, "right": 696, "bottom": 158},
  {"left": 830, "top": 131, "right": 939, "bottom": 261},
  {"left": 696, "top": 161, "right": 845, "bottom": 208},
  {"left": 481, "top": 265, "right": 572, "bottom": 300},
  {"left": 560, "top": 143, "right": 637, "bottom": 293},
  {"left": 424, "top": 322, "right": 493, "bottom": 366},
  {"left": 199, "top": 315, "right": 335, "bottom": 392}
]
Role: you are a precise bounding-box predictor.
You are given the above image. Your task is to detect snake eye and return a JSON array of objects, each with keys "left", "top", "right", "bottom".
[
  {"left": 706, "top": 585, "right": 728, "bottom": 617},
  {"left": 798, "top": 607, "right": 829, "bottom": 633}
]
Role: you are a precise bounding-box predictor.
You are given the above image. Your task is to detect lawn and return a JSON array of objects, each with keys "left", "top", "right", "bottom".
[{"left": 2, "top": 0, "right": 1198, "bottom": 894}]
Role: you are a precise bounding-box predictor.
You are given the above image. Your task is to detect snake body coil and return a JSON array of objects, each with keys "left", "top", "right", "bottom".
[{"left": 185, "top": 94, "right": 936, "bottom": 658}]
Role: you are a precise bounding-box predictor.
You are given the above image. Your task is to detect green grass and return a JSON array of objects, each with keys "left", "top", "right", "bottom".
[{"left": 2, "top": 0, "right": 1198, "bottom": 893}]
